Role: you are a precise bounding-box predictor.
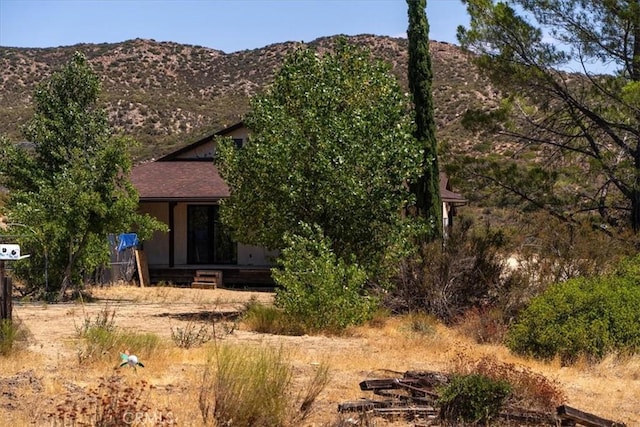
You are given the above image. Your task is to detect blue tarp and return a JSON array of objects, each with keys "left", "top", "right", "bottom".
[{"left": 116, "top": 233, "right": 139, "bottom": 252}]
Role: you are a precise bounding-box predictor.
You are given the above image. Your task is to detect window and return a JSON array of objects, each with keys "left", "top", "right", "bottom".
[{"left": 187, "top": 205, "right": 236, "bottom": 264}]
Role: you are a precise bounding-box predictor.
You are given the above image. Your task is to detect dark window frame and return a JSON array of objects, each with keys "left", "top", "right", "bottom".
[{"left": 187, "top": 204, "right": 237, "bottom": 265}]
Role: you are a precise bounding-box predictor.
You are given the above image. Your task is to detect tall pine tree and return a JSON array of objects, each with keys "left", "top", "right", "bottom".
[
  {"left": 407, "top": 0, "right": 442, "bottom": 240},
  {"left": 458, "top": 0, "right": 640, "bottom": 233}
]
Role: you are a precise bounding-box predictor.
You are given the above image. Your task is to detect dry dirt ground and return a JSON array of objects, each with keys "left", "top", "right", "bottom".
[{"left": 2, "top": 284, "right": 640, "bottom": 426}]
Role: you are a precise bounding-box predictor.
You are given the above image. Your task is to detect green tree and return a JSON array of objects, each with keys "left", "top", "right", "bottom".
[
  {"left": 0, "top": 52, "right": 164, "bottom": 300},
  {"left": 457, "top": 0, "right": 640, "bottom": 233},
  {"left": 216, "top": 39, "right": 420, "bottom": 274},
  {"left": 407, "top": 0, "right": 443, "bottom": 239}
]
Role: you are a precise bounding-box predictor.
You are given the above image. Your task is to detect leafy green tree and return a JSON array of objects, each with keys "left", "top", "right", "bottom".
[
  {"left": 0, "top": 52, "right": 164, "bottom": 300},
  {"left": 217, "top": 39, "right": 420, "bottom": 274},
  {"left": 457, "top": 0, "right": 640, "bottom": 233},
  {"left": 407, "top": 0, "right": 443, "bottom": 239}
]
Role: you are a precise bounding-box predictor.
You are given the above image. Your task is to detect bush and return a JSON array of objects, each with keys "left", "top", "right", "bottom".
[
  {"left": 510, "top": 212, "right": 630, "bottom": 289},
  {"left": 48, "top": 374, "right": 176, "bottom": 426},
  {"left": 400, "top": 311, "right": 438, "bottom": 337},
  {"left": 272, "top": 224, "right": 378, "bottom": 333},
  {"left": 242, "top": 301, "right": 306, "bottom": 336},
  {"left": 78, "top": 327, "right": 161, "bottom": 366},
  {"left": 170, "top": 320, "right": 212, "bottom": 349},
  {"left": 388, "top": 217, "right": 514, "bottom": 324},
  {"left": 506, "top": 266, "right": 640, "bottom": 364},
  {"left": 0, "top": 318, "right": 30, "bottom": 356},
  {"left": 451, "top": 354, "right": 566, "bottom": 413},
  {"left": 199, "top": 344, "right": 329, "bottom": 426},
  {"left": 74, "top": 304, "right": 117, "bottom": 337},
  {"left": 75, "top": 305, "right": 161, "bottom": 365},
  {"left": 437, "top": 373, "right": 511, "bottom": 424},
  {"left": 455, "top": 307, "right": 508, "bottom": 345}
]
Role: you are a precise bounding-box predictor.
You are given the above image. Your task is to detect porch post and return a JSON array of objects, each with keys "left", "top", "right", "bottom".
[
  {"left": 169, "top": 202, "right": 176, "bottom": 268},
  {"left": 0, "top": 261, "right": 11, "bottom": 323}
]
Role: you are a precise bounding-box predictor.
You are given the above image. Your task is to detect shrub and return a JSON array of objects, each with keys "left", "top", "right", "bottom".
[
  {"left": 242, "top": 301, "right": 306, "bottom": 336},
  {"left": 451, "top": 354, "right": 566, "bottom": 413},
  {"left": 74, "top": 304, "right": 117, "bottom": 337},
  {"left": 199, "top": 344, "right": 329, "bottom": 426},
  {"left": 509, "top": 212, "right": 630, "bottom": 290},
  {"left": 170, "top": 320, "right": 212, "bottom": 349},
  {"left": 437, "top": 373, "right": 511, "bottom": 424},
  {"left": 400, "top": 311, "right": 438, "bottom": 337},
  {"left": 506, "top": 269, "right": 640, "bottom": 364},
  {"left": 366, "top": 307, "right": 392, "bottom": 328},
  {"left": 387, "top": 217, "right": 515, "bottom": 324},
  {"left": 273, "top": 224, "right": 378, "bottom": 333},
  {"left": 78, "top": 327, "right": 161, "bottom": 366},
  {"left": 0, "top": 318, "right": 30, "bottom": 356},
  {"left": 75, "top": 305, "right": 161, "bottom": 365},
  {"left": 48, "top": 374, "right": 176, "bottom": 426},
  {"left": 455, "top": 306, "right": 508, "bottom": 345}
]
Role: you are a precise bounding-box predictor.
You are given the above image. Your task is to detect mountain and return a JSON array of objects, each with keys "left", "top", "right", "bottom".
[{"left": 0, "top": 35, "right": 496, "bottom": 161}]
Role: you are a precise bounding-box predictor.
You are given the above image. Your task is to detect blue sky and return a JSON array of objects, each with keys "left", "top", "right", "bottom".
[{"left": 0, "top": 0, "right": 469, "bottom": 52}]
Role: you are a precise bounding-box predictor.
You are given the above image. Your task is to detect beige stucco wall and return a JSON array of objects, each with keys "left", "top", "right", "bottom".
[
  {"left": 138, "top": 202, "right": 170, "bottom": 265},
  {"left": 237, "top": 243, "right": 279, "bottom": 266},
  {"left": 138, "top": 201, "right": 276, "bottom": 267},
  {"left": 173, "top": 127, "right": 250, "bottom": 160}
]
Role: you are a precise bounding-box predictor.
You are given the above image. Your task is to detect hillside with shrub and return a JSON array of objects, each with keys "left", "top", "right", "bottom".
[{"left": 0, "top": 35, "right": 494, "bottom": 160}]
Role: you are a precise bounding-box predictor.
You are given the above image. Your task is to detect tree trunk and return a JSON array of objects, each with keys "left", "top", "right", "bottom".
[
  {"left": 632, "top": 191, "right": 640, "bottom": 233},
  {"left": 632, "top": 3, "right": 640, "bottom": 232}
]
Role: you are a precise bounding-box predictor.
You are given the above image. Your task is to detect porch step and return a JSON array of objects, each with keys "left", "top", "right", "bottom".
[{"left": 191, "top": 270, "right": 223, "bottom": 289}]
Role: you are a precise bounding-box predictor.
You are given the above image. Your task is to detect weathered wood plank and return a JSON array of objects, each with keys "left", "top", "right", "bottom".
[
  {"left": 191, "top": 283, "right": 217, "bottom": 289},
  {"left": 499, "top": 407, "right": 558, "bottom": 426},
  {"left": 359, "top": 378, "right": 398, "bottom": 390},
  {"left": 372, "top": 406, "right": 438, "bottom": 417},
  {"left": 557, "top": 405, "right": 626, "bottom": 427},
  {"left": 191, "top": 269, "right": 223, "bottom": 289},
  {"left": 373, "top": 388, "right": 435, "bottom": 404},
  {"left": 359, "top": 377, "right": 422, "bottom": 391},
  {"left": 337, "top": 399, "right": 392, "bottom": 412},
  {"left": 135, "top": 249, "right": 149, "bottom": 287}
]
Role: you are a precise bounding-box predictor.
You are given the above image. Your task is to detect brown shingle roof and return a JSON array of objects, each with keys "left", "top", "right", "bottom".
[
  {"left": 131, "top": 161, "right": 229, "bottom": 201},
  {"left": 439, "top": 172, "right": 467, "bottom": 204}
]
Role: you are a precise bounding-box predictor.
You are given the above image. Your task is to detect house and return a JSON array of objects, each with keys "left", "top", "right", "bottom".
[
  {"left": 131, "top": 122, "right": 278, "bottom": 287},
  {"left": 440, "top": 171, "right": 467, "bottom": 232},
  {"left": 131, "top": 122, "right": 466, "bottom": 286}
]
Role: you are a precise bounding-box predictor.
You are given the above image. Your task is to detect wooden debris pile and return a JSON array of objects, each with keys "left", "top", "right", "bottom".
[{"left": 337, "top": 370, "right": 626, "bottom": 427}]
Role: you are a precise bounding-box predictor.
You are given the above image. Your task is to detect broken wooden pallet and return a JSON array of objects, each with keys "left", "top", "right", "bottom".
[{"left": 339, "top": 370, "right": 627, "bottom": 427}]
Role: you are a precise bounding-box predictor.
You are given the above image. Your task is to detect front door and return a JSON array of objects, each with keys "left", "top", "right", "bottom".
[{"left": 187, "top": 205, "right": 236, "bottom": 264}]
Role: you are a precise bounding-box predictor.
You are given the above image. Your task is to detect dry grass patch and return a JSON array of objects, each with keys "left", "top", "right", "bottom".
[
  {"left": 0, "top": 285, "right": 638, "bottom": 426},
  {"left": 200, "top": 343, "right": 330, "bottom": 426},
  {"left": 85, "top": 283, "right": 274, "bottom": 306}
]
